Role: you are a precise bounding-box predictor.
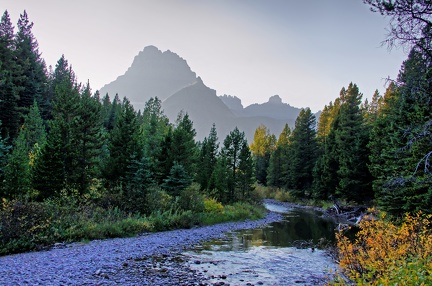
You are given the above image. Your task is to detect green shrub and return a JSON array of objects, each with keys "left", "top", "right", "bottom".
[
  {"left": 274, "top": 189, "right": 294, "bottom": 202},
  {"left": 178, "top": 183, "right": 204, "bottom": 213},
  {"left": 145, "top": 187, "right": 172, "bottom": 215},
  {"left": 253, "top": 184, "right": 272, "bottom": 199},
  {"left": 0, "top": 199, "right": 52, "bottom": 254}
]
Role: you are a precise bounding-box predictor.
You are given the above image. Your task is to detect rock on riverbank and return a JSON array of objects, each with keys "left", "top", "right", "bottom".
[{"left": 0, "top": 212, "right": 283, "bottom": 285}]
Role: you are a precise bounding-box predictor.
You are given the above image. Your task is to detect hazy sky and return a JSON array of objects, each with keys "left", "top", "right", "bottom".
[{"left": 3, "top": 0, "right": 407, "bottom": 112}]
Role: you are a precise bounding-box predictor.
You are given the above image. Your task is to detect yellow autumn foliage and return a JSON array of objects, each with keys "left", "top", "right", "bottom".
[
  {"left": 333, "top": 211, "right": 432, "bottom": 285},
  {"left": 203, "top": 197, "right": 224, "bottom": 213}
]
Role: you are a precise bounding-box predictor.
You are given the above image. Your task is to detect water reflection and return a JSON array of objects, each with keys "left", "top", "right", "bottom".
[
  {"left": 198, "top": 206, "right": 336, "bottom": 252},
  {"left": 184, "top": 203, "right": 338, "bottom": 285}
]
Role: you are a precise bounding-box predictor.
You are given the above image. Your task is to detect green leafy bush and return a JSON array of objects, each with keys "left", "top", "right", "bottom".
[
  {"left": 0, "top": 199, "right": 52, "bottom": 254},
  {"left": 145, "top": 187, "right": 172, "bottom": 215},
  {"left": 178, "top": 183, "right": 204, "bottom": 213},
  {"left": 274, "top": 189, "right": 294, "bottom": 202}
]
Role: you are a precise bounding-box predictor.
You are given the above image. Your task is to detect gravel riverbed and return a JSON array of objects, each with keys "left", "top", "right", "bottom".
[{"left": 0, "top": 211, "right": 285, "bottom": 285}]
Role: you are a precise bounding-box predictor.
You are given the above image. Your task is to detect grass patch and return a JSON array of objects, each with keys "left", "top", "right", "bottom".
[
  {"left": 200, "top": 202, "right": 266, "bottom": 225},
  {"left": 255, "top": 184, "right": 336, "bottom": 210}
]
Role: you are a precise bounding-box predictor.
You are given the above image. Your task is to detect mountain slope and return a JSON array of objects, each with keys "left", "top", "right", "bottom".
[
  {"left": 162, "top": 77, "right": 236, "bottom": 140},
  {"left": 99, "top": 46, "right": 197, "bottom": 111},
  {"left": 242, "top": 95, "right": 301, "bottom": 121}
]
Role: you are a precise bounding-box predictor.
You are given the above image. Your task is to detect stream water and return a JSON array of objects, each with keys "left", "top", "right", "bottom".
[{"left": 183, "top": 202, "right": 338, "bottom": 285}]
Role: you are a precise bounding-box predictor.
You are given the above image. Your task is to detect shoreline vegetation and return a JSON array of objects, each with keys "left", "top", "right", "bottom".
[
  {"left": 0, "top": 188, "right": 266, "bottom": 256},
  {"left": 0, "top": 184, "right": 339, "bottom": 257}
]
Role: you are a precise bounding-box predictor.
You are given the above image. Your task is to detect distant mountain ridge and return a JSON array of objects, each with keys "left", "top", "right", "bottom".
[
  {"left": 100, "top": 45, "right": 197, "bottom": 112},
  {"left": 99, "top": 46, "right": 316, "bottom": 142}
]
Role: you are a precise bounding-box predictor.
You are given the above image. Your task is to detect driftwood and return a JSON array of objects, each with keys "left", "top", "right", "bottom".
[{"left": 327, "top": 195, "right": 367, "bottom": 226}]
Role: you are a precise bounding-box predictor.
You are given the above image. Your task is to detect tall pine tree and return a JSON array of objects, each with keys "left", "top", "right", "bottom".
[
  {"left": 288, "top": 108, "right": 318, "bottom": 197},
  {"left": 221, "top": 127, "right": 252, "bottom": 203},
  {"left": 267, "top": 123, "right": 291, "bottom": 188},
  {"left": 104, "top": 97, "right": 141, "bottom": 186},
  {"left": 250, "top": 124, "right": 276, "bottom": 186},
  {"left": 196, "top": 124, "right": 219, "bottom": 191},
  {"left": 0, "top": 10, "right": 19, "bottom": 142},
  {"left": 14, "top": 11, "right": 47, "bottom": 117},
  {"left": 334, "top": 83, "right": 372, "bottom": 202},
  {"left": 73, "top": 82, "right": 103, "bottom": 194}
]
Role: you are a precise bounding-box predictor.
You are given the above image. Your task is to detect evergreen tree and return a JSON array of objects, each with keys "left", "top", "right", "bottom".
[
  {"left": 312, "top": 124, "right": 339, "bottom": 200},
  {"left": 32, "top": 58, "right": 81, "bottom": 196},
  {"left": 288, "top": 108, "right": 318, "bottom": 197},
  {"left": 14, "top": 10, "right": 47, "bottom": 117},
  {"left": 312, "top": 85, "right": 373, "bottom": 202},
  {"left": 104, "top": 97, "right": 140, "bottom": 186},
  {"left": 51, "top": 70, "right": 81, "bottom": 189},
  {"left": 2, "top": 129, "right": 31, "bottom": 199},
  {"left": 44, "top": 55, "right": 70, "bottom": 120},
  {"left": 0, "top": 11, "right": 15, "bottom": 65},
  {"left": 162, "top": 161, "right": 192, "bottom": 197},
  {"left": 196, "top": 124, "right": 219, "bottom": 191},
  {"left": 140, "top": 97, "right": 170, "bottom": 169},
  {"left": 368, "top": 82, "right": 404, "bottom": 213},
  {"left": 21, "top": 100, "right": 46, "bottom": 154},
  {"left": 208, "top": 156, "right": 229, "bottom": 203},
  {"left": 267, "top": 123, "right": 291, "bottom": 188},
  {"left": 316, "top": 102, "right": 336, "bottom": 144},
  {"left": 32, "top": 120, "right": 65, "bottom": 199},
  {"left": 123, "top": 155, "right": 154, "bottom": 213},
  {"left": 369, "top": 50, "right": 432, "bottom": 214},
  {"left": 334, "top": 83, "right": 372, "bottom": 202},
  {"left": 312, "top": 100, "right": 341, "bottom": 200},
  {"left": 221, "top": 127, "right": 251, "bottom": 203},
  {"left": 73, "top": 83, "right": 103, "bottom": 194},
  {"left": 155, "top": 127, "right": 173, "bottom": 184},
  {"left": 363, "top": 89, "right": 382, "bottom": 125},
  {"left": 0, "top": 10, "right": 20, "bottom": 142},
  {"left": 0, "top": 120, "right": 12, "bottom": 195},
  {"left": 169, "top": 112, "right": 197, "bottom": 176},
  {"left": 250, "top": 125, "right": 276, "bottom": 185},
  {"left": 105, "top": 93, "right": 121, "bottom": 132},
  {"left": 364, "top": 1, "right": 432, "bottom": 214},
  {"left": 100, "top": 93, "right": 112, "bottom": 129},
  {"left": 238, "top": 140, "right": 254, "bottom": 200},
  {"left": 3, "top": 100, "right": 46, "bottom": 199}
]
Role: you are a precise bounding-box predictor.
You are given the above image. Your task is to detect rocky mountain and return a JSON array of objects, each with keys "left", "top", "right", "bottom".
[
  {"left": 99, "top": 45, "right": 197, "bottom": 112},
  {"left": 242, "top": 95, "right": 301, "bottom": 120},
  {"left": 99, "top": 46, "right": 318, "bottom": 142},
  {"left": 162, "top": 77, "right": 236, "bottom": 140},
  {"left": 219, "top": 95, "right": 244, "bottom": 115}
]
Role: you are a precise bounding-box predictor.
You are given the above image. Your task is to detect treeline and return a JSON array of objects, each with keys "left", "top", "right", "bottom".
[
  {"left": 251, "top": 49, "right": 432, "bottom": 216},
  {"left": 0, "top": 10, "right": 256, "bottom": 212},
  {"left": 1, "top": 8, "right": 431, "bottom": 225}
]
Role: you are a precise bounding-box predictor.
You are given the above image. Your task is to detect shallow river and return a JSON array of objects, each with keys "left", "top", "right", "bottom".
[{"left": 183, "top": 202, "right": 338, "bottom": 285}]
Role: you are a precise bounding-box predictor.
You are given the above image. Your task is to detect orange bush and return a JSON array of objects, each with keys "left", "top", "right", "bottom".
[{"left": 333, "top": 211, "right": 432, "bottom": 285}]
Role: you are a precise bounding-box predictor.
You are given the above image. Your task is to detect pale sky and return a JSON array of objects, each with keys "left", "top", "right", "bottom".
[{"left": 3, "top": 0, "right": 407, "bottom": 112}]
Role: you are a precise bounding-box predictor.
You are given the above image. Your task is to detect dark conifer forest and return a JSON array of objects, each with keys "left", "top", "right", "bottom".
[{"left": 0, "top": 5, "right": 431, "bottom": 256}]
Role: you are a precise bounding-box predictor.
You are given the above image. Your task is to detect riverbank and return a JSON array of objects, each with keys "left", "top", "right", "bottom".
[{"left": 0, "top": 211, "right": 283, "bottom": 285}]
